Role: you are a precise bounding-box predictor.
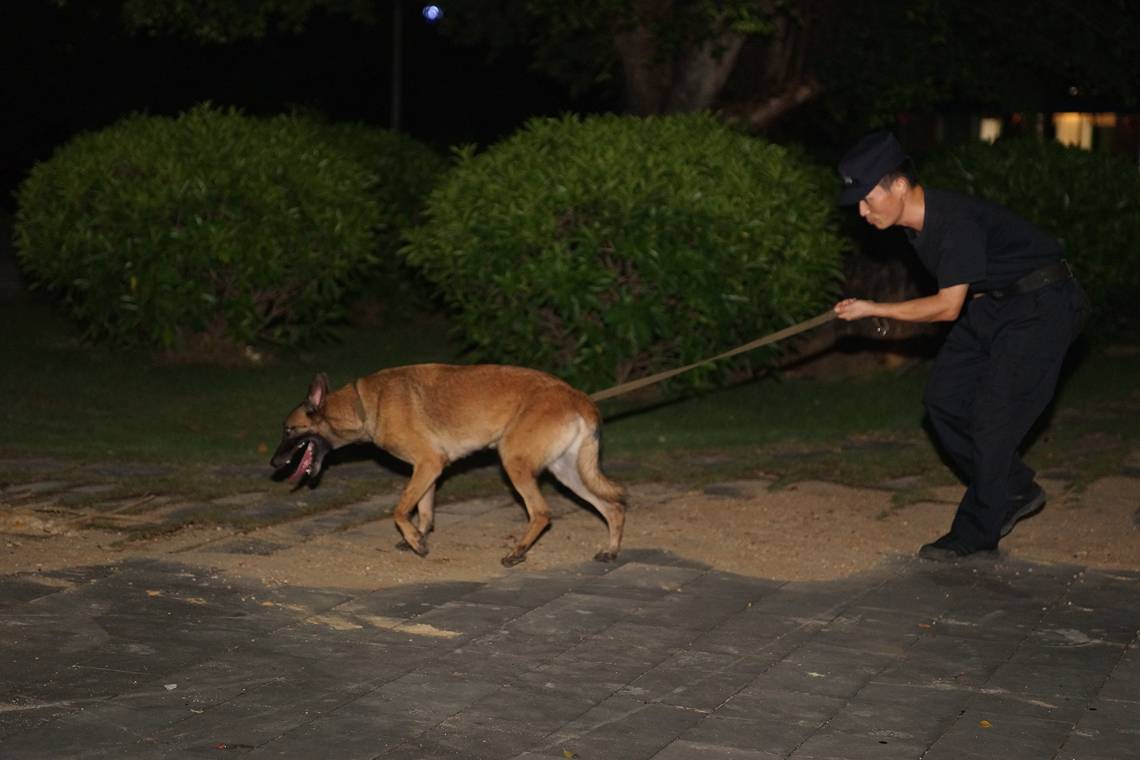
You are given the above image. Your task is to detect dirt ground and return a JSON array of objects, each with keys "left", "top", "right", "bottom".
[{"left": 2, "top": 473, "right": 1137, "bottom": 590}]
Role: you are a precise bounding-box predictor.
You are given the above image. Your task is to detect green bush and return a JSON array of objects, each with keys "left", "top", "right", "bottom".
[
  {"left": 312, "top": 122, "right": 448, "bottom": 251},
  {"left": 14, "top": 104, "right": 379, "bottom": 351},
  {"left": 401, "top": 113, "right": 846, "bottom": 391},
  {"left": 921, "top": 138, "right": 1140, "bottom": 335},
  {"left": 311, "top": 121, "right": 449, "bottom": 309}
]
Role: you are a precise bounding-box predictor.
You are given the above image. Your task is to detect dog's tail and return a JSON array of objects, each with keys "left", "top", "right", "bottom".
[{"left": 576, "top": 424, "right": 626, "bottom": 504}]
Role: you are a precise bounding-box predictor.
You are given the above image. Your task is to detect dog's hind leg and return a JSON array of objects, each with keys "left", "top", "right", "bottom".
[
  {"left": 415, "top": 483, "right": 436, "bottom": 536},
  {"left": 392, "top": 457, "right": 445, "bottom": 557},
  {"left": 499, "top": 454, "right": 553, "bottom": 567},
  {"left": 548, "top": 434, "right": 625, "bottom": 562}
]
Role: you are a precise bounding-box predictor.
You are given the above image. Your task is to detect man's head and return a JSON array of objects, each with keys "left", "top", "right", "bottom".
[{"left": 838, "top": 131, "right": 918, "bottom": 229}]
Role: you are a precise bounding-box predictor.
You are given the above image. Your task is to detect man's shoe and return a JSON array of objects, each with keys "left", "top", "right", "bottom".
[
  {"left": 918, "top": 533, "right": 995, "bottom": 562},
  {"left": 1001, "top": 483, "right": 1046, "bottom": 538}
]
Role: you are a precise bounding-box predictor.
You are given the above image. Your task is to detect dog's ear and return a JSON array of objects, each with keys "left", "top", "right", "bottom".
[{"left": 305, "top": 373, "right": 330, "bottom": 414}]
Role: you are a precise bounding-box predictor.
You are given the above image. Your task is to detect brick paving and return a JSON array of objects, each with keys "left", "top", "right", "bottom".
[{"left": 1, "top": 537, "right": 1137, "bottom": 758}]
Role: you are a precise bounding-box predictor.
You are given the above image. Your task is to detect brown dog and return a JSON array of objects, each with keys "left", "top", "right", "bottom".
[{"left": 270, "top": 364, "right": 626, "bottom": 566}]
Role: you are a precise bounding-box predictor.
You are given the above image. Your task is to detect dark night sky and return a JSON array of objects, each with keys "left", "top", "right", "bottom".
[{"left": 2, "top": 0, "right": 613, "bottom": 210}]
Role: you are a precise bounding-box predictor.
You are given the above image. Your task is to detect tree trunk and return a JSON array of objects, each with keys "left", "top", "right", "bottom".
[
  {"left": 738, "top": 78, "right": 820, "bottom": 129},
  {"left": 612, "top": 0, "right": 825, "bottom": 127},
  {"left": 612, "top": 0, "right": 749, "bottom": 116},
  {"left": 721, "top": 0, "right": 835, "bottom": 129},
  {"left": 665, "top": 31, "right": 746, "bottom": 112},
  {"left": 613, "top": 21, "right": 671, "bottom": 115}
]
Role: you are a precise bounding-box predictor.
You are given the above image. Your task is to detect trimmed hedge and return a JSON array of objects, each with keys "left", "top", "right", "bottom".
[
  {"left": 311, "top": 121, "right": 449, "bottom": 311},
  {"left": 921, "top": 138, "right": 1140, "bottom": 336},
  {"left": 401, "top": 113, "right": 846, "bottom": 391},
  {"left": 312, "top": 121, "right": 448, "bottom": 255},
  {"left": 14, "top": 104, "right": 379, "bottom": 350}
]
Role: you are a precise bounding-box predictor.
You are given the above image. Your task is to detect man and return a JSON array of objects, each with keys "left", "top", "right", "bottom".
[{"left": 833, "top": 131, "right": 1087, "bottom": 561}]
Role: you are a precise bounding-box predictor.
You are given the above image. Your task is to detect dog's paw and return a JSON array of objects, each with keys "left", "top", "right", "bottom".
[
  {"left": 500, "top": 552, "right": 527, "bottom": 567},
  {"left": 395, "top": 537, "right": 429, "bottom": 557},
  {"left": 593, "top": 550, "right": 619, "bottom": 563}
]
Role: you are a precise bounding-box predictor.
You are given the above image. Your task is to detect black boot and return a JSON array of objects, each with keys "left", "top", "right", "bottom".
[
  {"left": 1000, "top": 483, "right": 1046, "bottom": 538},
  {"left": 918, "top": 532, "right": 997, "bottom": 562}
]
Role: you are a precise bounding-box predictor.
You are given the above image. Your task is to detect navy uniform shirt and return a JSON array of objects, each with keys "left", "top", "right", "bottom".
[{"left": 905, "top": 188, "right": 1063, "bottom": 291}]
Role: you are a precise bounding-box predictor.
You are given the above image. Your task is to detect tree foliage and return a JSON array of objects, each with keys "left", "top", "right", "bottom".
[
  {"left": 108, "top": 0, "right": 1140, "bottom": 135},
  {"left": 440, "top": 0, "right": 823, "bottom": 125},
  {"left": 116, "top": 0, "right": 374, "bottom": 42},
  {"left": 816, "top": 1, "right": 1140, "bottom": 130}
]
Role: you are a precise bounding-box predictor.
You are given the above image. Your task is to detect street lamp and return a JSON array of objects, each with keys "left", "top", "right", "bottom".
[
  {"left": 391, "top": 3, "right": 402, "bottom": 130},
  {"left": 391, "top": 5, "right": 445, "bottom": 131}
]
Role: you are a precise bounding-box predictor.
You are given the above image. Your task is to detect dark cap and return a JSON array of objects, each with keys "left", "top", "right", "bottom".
[{"left": 837, "top": 131, "right": 908, "bottom": 205}]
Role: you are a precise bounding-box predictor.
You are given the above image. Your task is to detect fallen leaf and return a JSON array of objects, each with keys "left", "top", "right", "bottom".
[{"left": 979, "top": 719, "right": 992, "bottom": 729}]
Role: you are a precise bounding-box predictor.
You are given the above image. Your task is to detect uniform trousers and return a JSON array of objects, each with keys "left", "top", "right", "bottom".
[{"left": 922, "top": 278, "right": 1087, "bottom": 549}]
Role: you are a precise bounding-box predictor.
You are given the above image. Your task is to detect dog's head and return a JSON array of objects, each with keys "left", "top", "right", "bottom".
[{"left": 270, "top": 373, "right": 365, "bottom": 487}]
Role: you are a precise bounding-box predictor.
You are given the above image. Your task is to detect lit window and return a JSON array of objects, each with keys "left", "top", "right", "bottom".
[
  {"left": 1053, "top": 113, "right": 1091, "bottom": 149},
  {"left": 978, "top": 118, "right": 1002, "bottom": 143}
]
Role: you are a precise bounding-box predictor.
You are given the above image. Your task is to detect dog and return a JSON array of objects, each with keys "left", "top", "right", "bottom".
[{"left": 270, "top": 364, "right": 626, "bottom": 567}]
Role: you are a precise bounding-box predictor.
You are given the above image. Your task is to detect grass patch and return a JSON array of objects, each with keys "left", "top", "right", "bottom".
[{"left": 0, "top": 298, "right": 462, "bottom": 465}]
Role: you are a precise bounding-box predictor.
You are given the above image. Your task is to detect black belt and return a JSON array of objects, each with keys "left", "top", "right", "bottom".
[{"left": 985, "top": 260, "right": 1073, "bottom": 300}]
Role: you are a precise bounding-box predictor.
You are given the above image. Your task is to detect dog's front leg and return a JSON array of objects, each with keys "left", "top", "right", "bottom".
[{"left": 392, "top": 460, "right": 444, "bottom": 557}]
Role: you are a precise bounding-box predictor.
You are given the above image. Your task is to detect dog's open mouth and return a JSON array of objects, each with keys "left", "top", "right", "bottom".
[{"left": 271, "top": 434, "right": 332, "bottom": 486}]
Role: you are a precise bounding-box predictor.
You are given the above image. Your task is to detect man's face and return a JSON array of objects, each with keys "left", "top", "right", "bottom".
[{"left": 858, "top": 180, "right": 904, "bottom": 229}]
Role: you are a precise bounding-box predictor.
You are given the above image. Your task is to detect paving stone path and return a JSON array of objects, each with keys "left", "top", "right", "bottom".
[{"left": 2, "top": 541, "right": 1137, "bottom": 759}]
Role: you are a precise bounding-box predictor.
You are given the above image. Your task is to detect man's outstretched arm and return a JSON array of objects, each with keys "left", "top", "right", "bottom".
[{"left": 834, "top": 283, "right": 970, "bottom": 324}]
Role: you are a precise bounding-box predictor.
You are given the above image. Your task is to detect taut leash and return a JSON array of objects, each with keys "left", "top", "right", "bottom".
[{"left": 589, "top": 310, "right": 837, "bottom": 402}]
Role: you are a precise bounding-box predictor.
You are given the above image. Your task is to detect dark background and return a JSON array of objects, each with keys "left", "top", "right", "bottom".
[{"left": 1, "top": 0, "right": 615, "bottom": 212}]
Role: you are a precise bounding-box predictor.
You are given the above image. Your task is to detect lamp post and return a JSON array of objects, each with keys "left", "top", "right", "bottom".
[{"left": 390, "top": 1, "right": 403, "bottom": 131}]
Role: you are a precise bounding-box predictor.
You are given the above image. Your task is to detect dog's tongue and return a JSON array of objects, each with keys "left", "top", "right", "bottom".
[{"left": 288, "top": 441, "right": 315, "bottom": 484}]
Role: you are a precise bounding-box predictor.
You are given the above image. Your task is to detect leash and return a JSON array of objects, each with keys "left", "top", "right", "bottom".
[{"left": 589, "top": 310, "right": 837, "bottom": 402}]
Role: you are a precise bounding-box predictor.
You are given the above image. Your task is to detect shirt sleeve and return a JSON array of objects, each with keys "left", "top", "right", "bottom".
[{"left": 936, "top": 218, "right": 988, "bottom": 289}]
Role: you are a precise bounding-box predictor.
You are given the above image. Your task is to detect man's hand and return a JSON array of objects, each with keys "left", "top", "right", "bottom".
[{"left": 834, "top": 298, "right": 878, "bottom": 321}]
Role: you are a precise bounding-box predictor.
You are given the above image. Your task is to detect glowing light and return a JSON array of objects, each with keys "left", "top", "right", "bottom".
[
  {"left": 978, "top": 117, "right": 1002, "bottom": 144},
  {"left": 1053, "top": 112, "right": 1118, "bottom": 151},
  {"left": 1054, "top": 112, "right": 1092, "bottom": 149},
  {"left": 422, "top": 5, "right": 443, "bottom": 22}
]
